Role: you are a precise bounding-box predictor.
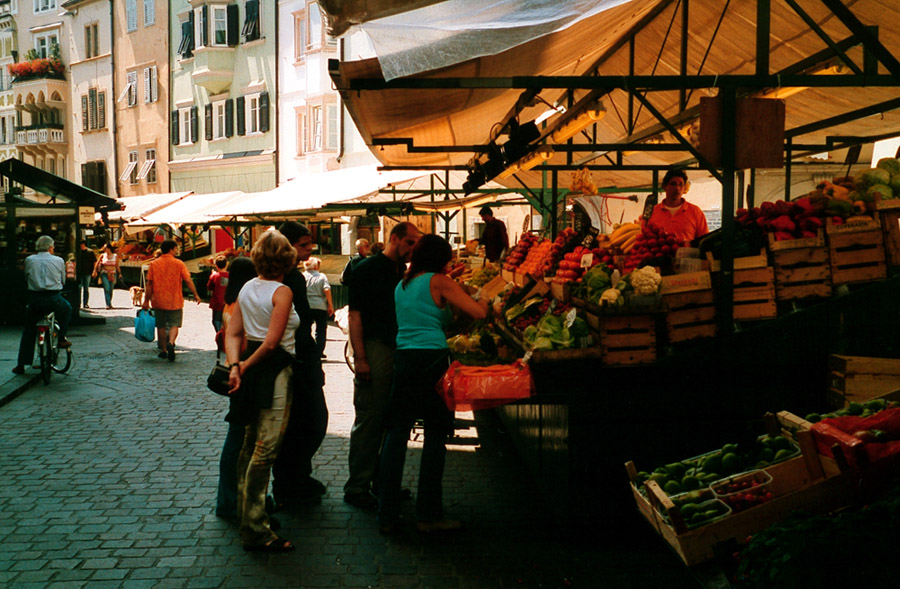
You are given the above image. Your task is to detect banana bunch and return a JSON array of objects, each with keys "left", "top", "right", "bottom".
[
  {"left": 569, "top": 167, "right": 597, "bottom": 195},
  {"left": 606, "top": 222, "right": 641, "bottom": 253}
]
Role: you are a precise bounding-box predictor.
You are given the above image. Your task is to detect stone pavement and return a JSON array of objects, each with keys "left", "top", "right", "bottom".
[{"left": 0, "top": 286, "right": 699, "bottom": 588}]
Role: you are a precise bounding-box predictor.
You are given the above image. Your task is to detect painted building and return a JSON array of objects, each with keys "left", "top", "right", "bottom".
[
  {"left": 0, "top": 0, "right": 19, "bottom": 194},
  {"left": 169, "top": 0, "right": 277, "bottom": 194},
  {"left": 11, "top": 0, "right": 71, "bottom": 183},
  {"left": 113, "top": 0, "right": 169, "bottom": 196},
  {"left": 61, "top": 0, "right": 114, "bottom": 196}
]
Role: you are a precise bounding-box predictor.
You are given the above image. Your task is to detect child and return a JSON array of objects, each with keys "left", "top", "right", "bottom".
[{"left": 207, "top": 256, "right": 229, "bottom": 332}]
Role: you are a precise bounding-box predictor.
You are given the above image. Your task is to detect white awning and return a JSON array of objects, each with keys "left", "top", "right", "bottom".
[
  {"left": 107, "top": 192, "right": 193, "bottom": 223},
  {"left": 127, "top": 191, "right": 244, "bottom": 227}
]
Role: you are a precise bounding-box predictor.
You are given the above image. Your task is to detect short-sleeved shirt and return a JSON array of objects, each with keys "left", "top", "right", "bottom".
[
  {"left": 25, "top": 252, "right": 65, "bottom": 292},
  {"left": 303, "top": 270, "right": 330, "bottom": 311},
  {"left": 207, "top": 270, "right": 228, "bottom": 312},
  {"left": 348, "top": 252, "right": 405, "bottom": 346},
  {"left": 147, "top": 253, "right": 192, "bottom": 310},
  {"left": 481, "top": 218, "right": 508, "bottom": 262},
  {"left": 648, "top": 200, "right": 709, "bottom": 244}
]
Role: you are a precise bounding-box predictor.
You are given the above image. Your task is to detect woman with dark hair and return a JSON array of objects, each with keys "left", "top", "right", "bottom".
[
  {"left": 215, "top": 256, "right": 257, "bottom": 521},
  {"left": 647, "top": 168, "right": 709, "bottom": 243},
  {"left": 93, "top": 243, "right": 121, "bottom": 309},
  {"left": 377, "top": 233, "right": 488, "bottom": 534}
]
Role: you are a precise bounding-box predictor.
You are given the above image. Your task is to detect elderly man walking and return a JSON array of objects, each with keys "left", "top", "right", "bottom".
[
  {"left": 141, "top": 239, "right": 200, "bottom": 361},
  {"left": 13, "top": 235, "right": 73, "bottom": 375}
]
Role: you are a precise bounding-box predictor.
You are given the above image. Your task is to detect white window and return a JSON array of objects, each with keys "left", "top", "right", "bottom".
[
  {"left": 85, "top": 23, "right": 99, "bottom": 59},
  {"left": 33, "top": 0, "right": 56, "bottom": 14},
  {"left": 294, "top": 14, "right": 307, "bottom": 61},
  {"left": 47, "top": 157, "right": 55, "bottom": 175},
  {"left": 213, "top": 100, "right": 227, "bottom": 140},
  {"left": 296, "top": 111, "right": 307, "bottom": 155},
  {"left": 143, "top": 66, "right": 157, "bottom": 103},
  {"left": 82, "top": 89, "right": 106, "bottom": 131},
  {"left": 34, "top": 32, "right": 58, "bottom": 58},
  {"left": 179, "top": 106, "right": 192, "bottom": 145},
  {"left": 121, "top": 151, "right": 138, "bottom": 184},
  {"left": 138, "top": 148, "right": 157, "bottom": 183},
  {"left": 120, "top": 70, "right": 138, "bottom": 106},
  {"left": 125, "top": 0, "right": 137, "bottom": 32},
  {"left": 212, "top": 6, "right": 228, "bottom": 47},
  {"left": 310, "top": 104, "right": 322, "bottom": 151},
  {"left": 143, "top": 0, "right": 155, "bottom": 26},
  {"left": 246, "top": 93, "right": 260, "bottom": 134},
  {"left": 307, "top": 2, "right": 322, "bottom": 50},
  {"left": 194, "top": 7, "right": 205, "bottom": 49},
  {"left": 326, "top": 103, "right": 338, "bottom": 150}
]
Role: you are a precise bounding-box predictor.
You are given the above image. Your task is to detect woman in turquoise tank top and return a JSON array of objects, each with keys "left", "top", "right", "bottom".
[{"left": 378, "top": 234, "right": 488, "bottom": 534}]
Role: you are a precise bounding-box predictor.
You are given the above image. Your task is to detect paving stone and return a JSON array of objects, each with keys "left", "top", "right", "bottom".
[{"left": 90, "top": 568, "right": 129, "bottom": 581}]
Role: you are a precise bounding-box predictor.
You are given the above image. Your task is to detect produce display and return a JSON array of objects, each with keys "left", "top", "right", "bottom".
[
  {"left": 804, "top": 397, "right": 899, "bottom": 423},
  {"left": 117, "top": 242, "right": 154, "bottom": 261},
  {"left": 520, "top": 308, "right": 591, "bottom": 351},
  {"left": 464, "top": 265, "right": 499, "bottom": 288},
  {"left": 502, "top": 232, "right": 540, "bottom": 273},
  {"left": 446, "top": 327, "right": 515, "bottom": 366},
  {"left": 710, "top": 470, "right": 775, "bottom": 513},
  {"left": 621, "top": 224, "right": 681, "bottom": 273},
  {"left": 662, "top": 489, "right": 732, "bottom": 529},
  {"left": 551, "top": 245, "right": 593, "bottom": 285}
]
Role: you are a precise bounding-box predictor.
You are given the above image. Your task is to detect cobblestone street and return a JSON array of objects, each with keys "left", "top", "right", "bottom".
[{"left": 0, "top": 286, "right": 697, "bottom": 588}]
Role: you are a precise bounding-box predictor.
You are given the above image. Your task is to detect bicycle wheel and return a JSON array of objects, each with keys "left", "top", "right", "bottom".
[
  {"left": 38, "top": 330, "right": 52, "bottom": 385},
  {"left": 51, "top": 322, "right": 72, "bottom": 373},
  {"left": 344, "top": 340, "right": 355, "bottom": 374}
]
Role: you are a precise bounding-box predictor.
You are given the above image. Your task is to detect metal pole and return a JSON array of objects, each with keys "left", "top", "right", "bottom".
[{"left": 718, "top": 87, "right": 737, "bottom": 334}]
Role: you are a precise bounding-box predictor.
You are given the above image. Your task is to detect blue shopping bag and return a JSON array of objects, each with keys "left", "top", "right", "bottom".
[{"left": 135, "top": 309, "right": 156, "bottom": 342}]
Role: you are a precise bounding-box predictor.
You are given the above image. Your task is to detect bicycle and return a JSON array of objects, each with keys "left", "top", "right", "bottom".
[
  {"left": 344, "top": 339, "right": 355, "bottom": 373},
  {"left": 36, "top": 311, "right": 72, "bottom": 384}
]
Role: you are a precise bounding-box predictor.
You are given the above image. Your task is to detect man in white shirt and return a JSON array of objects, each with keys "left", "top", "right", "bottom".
[{"left": 13, "top": 235, "right": 72, "bottom": 375}]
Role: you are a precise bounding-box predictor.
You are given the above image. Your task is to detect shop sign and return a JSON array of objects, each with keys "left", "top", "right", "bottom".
[{"left": 78, "top": 207, "right": 95, "bottom": 225}]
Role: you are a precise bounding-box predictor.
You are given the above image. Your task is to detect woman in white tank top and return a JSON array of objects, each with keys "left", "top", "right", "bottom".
[{"left": 224, "top": 230, "right": 300, "bottom": 553}]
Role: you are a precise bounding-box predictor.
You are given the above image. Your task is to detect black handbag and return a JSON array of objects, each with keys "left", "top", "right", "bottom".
[{"left": 207, "top": 363, "right": 232, "bottom": 396}]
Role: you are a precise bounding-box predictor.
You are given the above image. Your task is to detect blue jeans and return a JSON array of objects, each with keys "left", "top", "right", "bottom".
[
  {"left": 78, "top": 275, "right": 91, "bottom": 306},
  {"left": 100, "top": 273, "right": 115, "bottom": 307},
  {"left": 17, "top": 291, "right": 72, "bottom": 368},
  {"left": 216, "top": 422, "right": 245, "bottom": 518},
  {"left": 377, "top": 348, "right": 453, "bottom": 526}
]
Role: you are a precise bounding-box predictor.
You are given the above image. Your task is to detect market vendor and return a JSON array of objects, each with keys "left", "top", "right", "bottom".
[
  {"left": 647, "top": 168, "right": 709, "bottom": 244},
  {"left": 478, "top": 206, "right": 508, "bottom": 262}
]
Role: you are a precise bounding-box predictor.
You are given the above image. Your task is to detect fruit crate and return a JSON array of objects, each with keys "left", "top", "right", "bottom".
[
  {"left": 827, "top": 355, "right": 900, "bottom": 410},
  {"left": 767, "top": 230, "right": 831, "bottom": 300},
  {"left": 599, "top": 312, "right": 657, "bottom": 365},
  {"left": 826, "top": 215, "right": 886, "bottom": 285},
  {"left": 549, "top": 280, "right": 572, "bottom": 302},
  {"left": 876, "top": 197, "right": 900, "bottom": 267},
  {"left": 659, "top": 270, "right": 712, "bottom": 295},
  {"left": 705, "top": 249, "right": 777, "bottom": 320},
  {"left": 625, "top": 416, "right": 854, "bottom": 566},
  {"left": 662, "top": 289, "right": 716, "bottom": 344},
  {"left": 710, "top": 470, "right": 774, "bottom": 513}
]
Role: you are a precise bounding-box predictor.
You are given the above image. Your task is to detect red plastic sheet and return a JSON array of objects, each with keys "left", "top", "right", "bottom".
[
  {"left": 438, "top": 360, "right": 534, "bottom": 412},
  {"left": 810, "top": 407, "right": 900, "bottom": 470}
]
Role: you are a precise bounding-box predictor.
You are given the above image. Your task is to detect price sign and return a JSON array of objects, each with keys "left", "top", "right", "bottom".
[
  {"left": 580, "top": 253, "right": 594, "bottom": 268},
  {"left": 565, "top": 307, "right": 578, "bottom": 328}
]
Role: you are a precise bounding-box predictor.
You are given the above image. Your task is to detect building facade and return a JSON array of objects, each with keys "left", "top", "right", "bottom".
[
  {"left": 113, "top": 0, "right": 169, "bottom": 196},
  {"left": 169, "top": 0, "right": 277, "bottom": 194},
  {"left": 0, "top": 0, "right": 19, "bottom": 194}
]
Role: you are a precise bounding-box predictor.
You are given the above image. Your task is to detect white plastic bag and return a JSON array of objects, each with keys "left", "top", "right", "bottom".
[{"left": 334, "top": 306, "right": 350, "bottom": 335}]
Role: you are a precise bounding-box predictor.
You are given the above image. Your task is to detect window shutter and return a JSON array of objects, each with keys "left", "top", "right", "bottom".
[
  {"left": 81, "top": 95, "right": 89, "bottom": 131},
  {"left": 225, "top": 99, "right": 234, "bottom": 137},
  {"left": 81, "top": 163, "right": 90, "bottom": 188},
  {"left": 259, "top": 92, "right": 269, "bottom": 133},
  {"left": 98, "top": 92, "right": 106, "bottom": 128},
  {"left": 236, "top": 96, "right": 245, "bottom": 136},
  {"left": 171, "top": 110, "right": 179, "bottom": 145},
  {"left": 227, "top": 4, "right": 239, "bottom": 46},
  {"left": 204, "top": 103, "right": 213, "bottom": 141},
  {"left": 201, "top": 5, "right": 209, "bottom": 47},
  {"left": 97, "top": 161, "right": 107, "bottom": 195},
  {"left": 88, "top": 88, "right": 97, "bottom": 130},
  {"left": 190, "top": 106, "right": 199, "bottom": 143},
  {"left": 144, "top": 68, "right": 151, "bottom": 103},
  {"left": 151, "top": 66, "right": 158, "bottom": 102}
]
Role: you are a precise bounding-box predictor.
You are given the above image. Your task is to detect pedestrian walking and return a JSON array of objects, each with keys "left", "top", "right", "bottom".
[
  {"left": 343, "top": 221, "right": 422, "bottom": 510},
  {"left": 303, "top": 257, "right": 333, "bottom": 358},
  {"left": 141, "top": 239, "right": 200, "bottom": 361},
  {"left": 93, "top": 243, "right": 122, "bottom": 309},
  {"left": 77, "top": 241, "right": 96, "bottom": 308},
  {"left": 224, "top": 230, "right": 300, "bottom": 553},
  {"left": 207, "top": 256, "right": 229, "bottom": 332},
  {"left": 377, "top": 234, "right": 488, "bottom": 534}
]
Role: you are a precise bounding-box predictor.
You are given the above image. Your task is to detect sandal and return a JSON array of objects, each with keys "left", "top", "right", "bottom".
[{"left": 243, "top": 537, "right": 295, "bottom": 553}]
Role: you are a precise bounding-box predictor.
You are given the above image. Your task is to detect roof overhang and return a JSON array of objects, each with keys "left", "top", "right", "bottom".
[{"left": 0, "top": 158, "right": 122, "bottom": 211}]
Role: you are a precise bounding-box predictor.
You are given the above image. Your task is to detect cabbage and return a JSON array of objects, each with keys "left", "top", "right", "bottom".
[
  {"left": 537, "top": 314, "right": 563, "bottom": 336},
  {"left": 523, "top": 325, "right": 538, "bottom": 342},
  {"left": 569, "top": 317, "right": 590, "bottom": 339},
  {"left": 867, "top": 184, "right": 893, "bottom": 201},
  {"left": 877, "top": 158, "right": 900, "bottom": 177},
  {"left": 860, "top": 168, "right": 891, "bottom": 188},
  {"left": 549, "top": 327, "right": 573, "bottom": 348},
  {"left": 532, "top": 337, "right": 554, "bottom": 351},
  {"left": 448, "top": 336, "right": 468, "bottom": 354},
  {"left": 585, "top": 267, "right": 611, "bottom": 292},
  {"left": 891, "top": 174, "right": 900, "bottom": 197}
]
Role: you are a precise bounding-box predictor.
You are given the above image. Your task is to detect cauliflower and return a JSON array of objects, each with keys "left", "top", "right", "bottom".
[
  {"left": 600, "top": 288, "right": 621, "bottom": 304},
  {"left": 630, "top": 266, "right": 661, "bottom": 295}
]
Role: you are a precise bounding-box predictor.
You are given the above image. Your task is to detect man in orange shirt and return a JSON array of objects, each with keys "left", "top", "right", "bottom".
[
  {"left": 141, "top": 239, "right": 201, "bottom": 361},
  {"left": 648, "top": 168, "right": 709, "bottom": 244}
]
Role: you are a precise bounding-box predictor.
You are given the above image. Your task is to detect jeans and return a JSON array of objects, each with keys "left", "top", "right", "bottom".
[
  {"left": 100, "top": 273, "right": 115, "bottom": 307},
  {"left": 237, "top": 366, "right": 292, "bottom": 546},
  {"left": 17, "top": 291, "right": 73, "bottom": 368},
  {"left": 377, "top": 348, "right": 453, "bottom": 526},
  {"left": 344, "top": 340, "right": 395, "bottom": 496},
  {"left": 310, "top": 309, "right": 329, "bottom": 356},
  {"left": 212, "top": 310, "right": 223, "bottom": 333},
  {"left": 216, "top": 422, "right": 245, "bottom": 518},
  {"left": 78, "top": 275, "right": 91, "bottom": 306}
]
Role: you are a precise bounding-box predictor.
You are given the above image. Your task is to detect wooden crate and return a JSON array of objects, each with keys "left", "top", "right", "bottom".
[
  {"left": 705, "top": 248, "right": 768, "bottom": 272},
  {"left": 876, "top": 198, "right": 900, "bottom": 267},
  {"left": 828, "top": 229, "right": 886, "bottom": 285},
  {"left": 768, "top": 231, "right": 831, "bottom": 300},
  {"left": 501, "top": 268, "right": 516, "bottom": 284},
  {"left": 549, "top": 280, "right": 572, "bottom": 302},
  {"left": 663, "top": 289, "right": 716, "bottom": 343},
  {"left": 660, "top": 271, "right": 712, "bottom": 295},
  {"left": 732, "top": 266, "right": 777, "bottom": 320},
  {"left": 827, "top": 355, "right": 900, "bottom": 409},
  {"left": 600, "top": 313, "right": 656, "bottom": 365},
  {"left": 625, "top": 421, "right": 854, "bottom": 566}
]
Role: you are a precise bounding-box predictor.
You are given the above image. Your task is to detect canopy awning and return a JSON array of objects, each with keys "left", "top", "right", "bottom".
[
  {"left": 107, "top": 192, "right": 193, "bottom": 223},
  {"left": 126, "top": 191, "right": 244, "bottom": 227},
  {"left": 203, "top": 165, "right": 428, "bottom": 220},
  {"left": 0, "top": 158, "right": 122, "bottom": 211},
  {"left": 332, "top": 0, "right": 900, "bottom": 190}
]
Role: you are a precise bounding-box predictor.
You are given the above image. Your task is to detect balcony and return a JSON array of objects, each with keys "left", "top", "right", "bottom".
[
  {"left": 15, "top": 123, "right": 67, "bottom": 156},
  {"left": 190, "top": 47, "right": 235, "bottom": 94}
]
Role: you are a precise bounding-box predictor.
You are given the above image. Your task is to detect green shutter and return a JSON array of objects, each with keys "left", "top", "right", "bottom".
[
  {"left": 225, "top": 99, "right": 234, "bottom": 137},
  {"left": 236, "top": 96, "right": 245, "bottom": 136},
  {"left": 227, "top": 4, "right": 239, "bottom": 46},
  {"left": 205, "top": 104, "right": 213, "bottom": 141},
  {"left": 190, "top": 106, "right": 199, "bottom": 143},
  {"left": 259, "top": 92, "right": 269, "bottom": 133},
  {"left": 171, "top": 110, "right": 179, "bottom": 145}
]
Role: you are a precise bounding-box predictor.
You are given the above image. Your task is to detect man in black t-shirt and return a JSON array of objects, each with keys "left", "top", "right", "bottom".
[
  {"left": 271, "top": 221, "right": 328, "bottom": 509},
  {"left": 343, "top": 222, "right": 421, "bottom": 510},
  {"left": 78, "top": 241, "right": 96, "bottom": 308}
]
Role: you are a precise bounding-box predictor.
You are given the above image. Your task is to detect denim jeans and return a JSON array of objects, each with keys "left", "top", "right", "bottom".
[
  {"left": 237, "top": 366, "right": 292, "bottom": 546},
  {"left": 377, "top": 348, "right": 453, "bottom": 526},
  {"left": 78, "top": 275, "right": 91, "bottom": 306},
  {"left": 100, "top": 273, "right": 115, "bottom": 307},
  {"left": 216, "top": 422, "right": 245, "bottom": 518},
  {"left": 17, "top": 291, "right": 73, "bottom": 368}
]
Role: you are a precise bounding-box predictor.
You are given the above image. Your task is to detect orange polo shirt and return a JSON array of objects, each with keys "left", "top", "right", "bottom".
[
  {"left": 648, "top": 200, "right": 709, "bottom": 244},
  {"left": 147, "top": 253, "right": 192, "bottom": 310}
]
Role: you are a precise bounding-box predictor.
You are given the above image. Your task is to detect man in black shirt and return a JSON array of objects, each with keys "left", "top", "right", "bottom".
[
  {"left": 343, "top": 222, "right": 421, "bottom": 510},
  {"left": 78, "top": 241, "right": 96, "bottom": 308},
  {"left": 271, "top": 221, "right": 328, "bottom": 508},
  {"left": 478, "top": 206, "right": 508, "bottom": 263}
]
